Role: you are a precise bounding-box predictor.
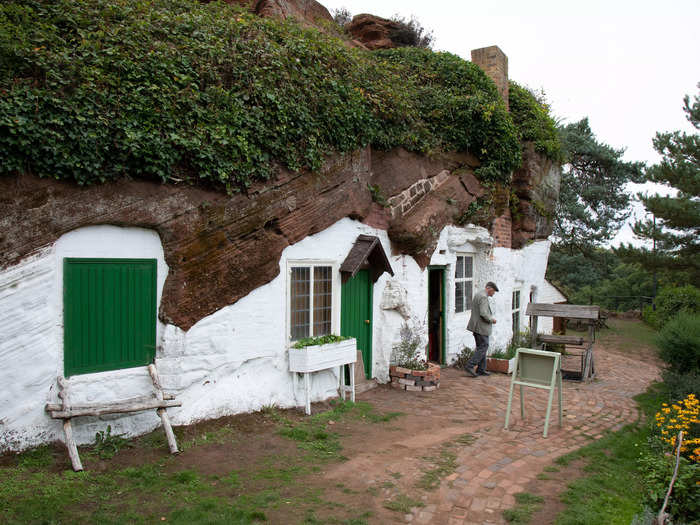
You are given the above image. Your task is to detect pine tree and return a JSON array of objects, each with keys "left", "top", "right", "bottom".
[
  {"left": 547, "top": 119, "right": 644, "bottom": 292},
  {"left": 617, "top": 85, "right": 700, "bottom": 285}
]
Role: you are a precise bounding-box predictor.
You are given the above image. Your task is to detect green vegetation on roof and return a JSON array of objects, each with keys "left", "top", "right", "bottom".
[
  {"left": 508, "top": 81, "right": 562, "bottom": 162},
  {"left": 0, "top": 0, "right": 556, "bottom": 193}
]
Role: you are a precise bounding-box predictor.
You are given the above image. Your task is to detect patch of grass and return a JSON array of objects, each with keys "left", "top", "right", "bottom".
[
  {"left": 543, "top": 465, "right": 560, "bottom": 472},
  {"left": 382, "top": 493, "right": 425, "bottom": 513},
  {"left": 416, "top": 446, "right": 457, "bottom": 490},
  {"left": 536, "top": 473, "right": 551, "bottom": 480},
  {"left": 276, "top": 401, "right": 402, "bottom": 461},
  {"left": 503, "top": 492, "right": 544, "bottom": 524},
  {"left": 389, "top": 471, "right": 402, "bottom": 479},
  {"left": 550, "top": 384, "right": 668, "bottom": 525},
  {"left": 177, "top": 424, "right": 238, "bottom": 451},
  {"left": 454, "top": 433, "right": 477, "bottom": 446},
  {"left": 17, "top": 445, "right": 54, "bottom": 469},
  {"left": 94, "top": 425, "right": 132, "bottom": 459},
  {"left": 597, "top": 319, "right": 658, "bottom": 357}
]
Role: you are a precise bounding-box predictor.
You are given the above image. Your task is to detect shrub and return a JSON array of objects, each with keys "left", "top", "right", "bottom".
[
  {"left": 653, "top": 285, "right": 700, "bottom": 328},
  {"left": 662, "top": 369, "right": 700, "bottom": 403},
  {"left": 388, "top": 14, "right": 434, "bottom": 49},
  {"left": 508, "top": 82, "right": 562, "bottom": 162},
  {"left": 656, "top": 313, "right": 700, "bottom": 374},
  {"left": 638, "top": 451, "right": 699, "bottom": 522},
  {"left": 332, "top": 7, "right": 352, "bottom": 27},
  {"left": 452, "top": 346, "right": 474, "bottom": 370},
  {"left": 640, "top": 394, "right": 700, "bottom": 522},
  {"left": 391, "top": 322, "right": 427, "bottom": 370}
]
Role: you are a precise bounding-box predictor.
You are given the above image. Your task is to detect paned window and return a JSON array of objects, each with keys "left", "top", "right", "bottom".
[
  {"left": 289, "top": 264, "right": 333, "bottom": 341},
  {"left": 512, "top": 290, "right": 521, "bottom": 337},
  {"left": 454, "top": 255, "right": 474, "bottom": 313}
]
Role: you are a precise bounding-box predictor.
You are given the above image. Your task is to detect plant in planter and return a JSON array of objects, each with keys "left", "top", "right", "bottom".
[
  {"left": 389, "top": 322, "right": 440, "bottom": 391},
  {"left": 288, "top": 334, "right": 356, "bottom": 373},
  {"left": 486, "top": 346, "right": 516, "bottom": 374}
]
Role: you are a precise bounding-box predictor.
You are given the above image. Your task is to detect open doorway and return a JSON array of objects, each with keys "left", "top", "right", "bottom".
[{"left": 427, "top": 267, "right": 445, "bottom": 364}]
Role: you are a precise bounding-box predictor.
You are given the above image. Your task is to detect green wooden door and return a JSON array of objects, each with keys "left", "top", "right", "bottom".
[
  {"left": 63, "top": 258, "right": 157, "bottom": 377},
  {"left": 341, "top": 269, "right": 372, "bottom": 379}
]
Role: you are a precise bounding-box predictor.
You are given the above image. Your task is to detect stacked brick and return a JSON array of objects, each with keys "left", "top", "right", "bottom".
[
  {"left": 387, "top": 170, "right": 450, "bottom": 220},
  {"left": 491, "top": 210, "right": 512, "bottom": 249},
  {"left": 389, "top": 363, "right": 441, "bottom": 391}
]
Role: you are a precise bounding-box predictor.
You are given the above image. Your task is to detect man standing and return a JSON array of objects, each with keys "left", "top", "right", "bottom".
[{"left": 465, "top": 281, "right": 499, "bottom": 377}]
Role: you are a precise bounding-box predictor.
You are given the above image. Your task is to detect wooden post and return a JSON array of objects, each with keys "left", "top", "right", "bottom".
[
  {"left": 57, "top": 377, "right": 83, "bottom": 472},
  {"left": 349, "top": 363, "right": 355, "bottom": 403},
  {"left": 530, "top": 315, "right": 539, "bottom": 349},
  {"left": 148, "top": 364, "right": 179, "bottom": 454}
]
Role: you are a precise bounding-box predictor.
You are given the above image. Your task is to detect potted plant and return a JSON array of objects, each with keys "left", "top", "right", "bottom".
[
  {"left": 486, "top": 330, "right": 527, "bottom": 374},
  {"left": 389, "top": 323, "right": 440, "bottom": 391},
  {"left": 288, "top": 335, "right": 357, "bottom": 373},
  {"left": 486, "top": 347, "right": 516, "bottom": 374}
]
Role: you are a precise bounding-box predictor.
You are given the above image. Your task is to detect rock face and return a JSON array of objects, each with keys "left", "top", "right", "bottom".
[
  {"left": 510, "top": 143, "right": 561, "bottom": 248},
  {"left": 218, "top": 0, "right": 333, "bottom": 28},
  {"left": 1, "top": 148, "right": 494, "bottom": 330},
  {"left": 345, "top": 14, "right": 405, "bottom": 50}
]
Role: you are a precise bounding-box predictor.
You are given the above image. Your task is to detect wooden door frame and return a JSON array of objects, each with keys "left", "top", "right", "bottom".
[
  {"left": 340, "top": 269, "right": 373, "bottom": 379},
  {"left": 427, "top": 265, "right": 446, "bottom": 365}
]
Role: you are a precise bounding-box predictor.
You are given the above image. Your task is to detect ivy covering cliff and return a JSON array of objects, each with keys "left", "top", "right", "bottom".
[
  {"left": 508, "top": 81, "right": 562, "bottom": 161},
  {"left": 0, "top": 0, "right": 557, "bottom": 192}
]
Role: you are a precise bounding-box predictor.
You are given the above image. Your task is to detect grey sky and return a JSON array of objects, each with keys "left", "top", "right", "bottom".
[
  {"left": 321, "top": 0, "right": 699, "bottom": 245},
  {"left": 322, "top": 0, "right": 698, "bottom": 164}
]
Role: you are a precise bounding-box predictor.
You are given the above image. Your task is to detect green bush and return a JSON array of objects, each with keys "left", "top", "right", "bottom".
[
  {"left": 452, "top": 346, "right": 473, "bottom": 370},
  {"left": 653, "top": 285, "right": 700, "bottom": 328},
  {"left": 508, "top": 82, "right": 562, "bottom": 161},
  {"left": 656, "top": 313, "right": 700, "bottom": 374},
  {"left": 638, "top": 450, "right": 700, "bottom": 522},
  {"left": 661, "top": 369, "right": 700, "bottom": 402},
  {"left": 0, "top": 0, "right": 529, "bottom": 192}
]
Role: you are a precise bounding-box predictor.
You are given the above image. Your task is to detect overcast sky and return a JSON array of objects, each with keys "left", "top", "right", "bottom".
[{"left": 321, "top": 0, "right": 699, "bottom": 245}]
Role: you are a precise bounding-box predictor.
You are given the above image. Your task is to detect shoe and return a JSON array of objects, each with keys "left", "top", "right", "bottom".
[
  {"left": 465, "top": 368, "right": 477, "bottom": 378},
  {"left": 477, "top": 370, "right": 490, "bottom": 376}
]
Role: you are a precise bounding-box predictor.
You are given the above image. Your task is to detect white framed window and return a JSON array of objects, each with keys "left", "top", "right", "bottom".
[
  {"left": 288, "top": 262, "right": 335, "bottom": 341},
  {"left": 454, "top": 254, "right": 474, "bottom": 313},
  {"left": 512, "top": 289, "right": 521, "bottom": 336}
]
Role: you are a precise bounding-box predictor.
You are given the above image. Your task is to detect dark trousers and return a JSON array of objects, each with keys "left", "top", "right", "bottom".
[{"left": 467, "top": 332, "right": 489, "bottom": 372}]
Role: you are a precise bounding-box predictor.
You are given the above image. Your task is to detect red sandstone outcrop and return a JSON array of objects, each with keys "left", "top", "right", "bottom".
[
  {"left": 510, "top": 143, "right": 561, "bottom": 248},
  {"left": 345, "top": 14, "right": 404, "bottom": 50},
  {"left": 1, "top": 148, "right": 493, "bottom": 330}
]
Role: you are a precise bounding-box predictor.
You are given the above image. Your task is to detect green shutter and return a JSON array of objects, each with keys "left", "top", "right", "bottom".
[{"left": 64, "top": 258, "right": 156, "bottom": 377}]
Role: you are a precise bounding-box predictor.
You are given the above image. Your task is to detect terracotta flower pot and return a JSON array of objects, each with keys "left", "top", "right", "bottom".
[{"left": 486, "top": 357, "right": 515, "bottom": 374}]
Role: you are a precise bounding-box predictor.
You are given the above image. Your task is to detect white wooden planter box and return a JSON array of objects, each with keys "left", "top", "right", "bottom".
[
  {"left": 289, "top": 338, "right": 357, "bottom": 373},
  {"left": 289, "top": 338, "right": 357, "bottom": 415}
]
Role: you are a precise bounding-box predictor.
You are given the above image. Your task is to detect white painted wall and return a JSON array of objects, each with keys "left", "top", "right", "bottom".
[
  {"left": 0, "top": 226, "right": 169, "bottom": 451},
  {"left": 0, "top": 219, "right": 555, "bottom": 452}
]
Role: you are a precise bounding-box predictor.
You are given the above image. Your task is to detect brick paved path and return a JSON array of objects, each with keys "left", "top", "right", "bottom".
[{"left": 330, "top": 345, "right": 660, "bottom": 524}]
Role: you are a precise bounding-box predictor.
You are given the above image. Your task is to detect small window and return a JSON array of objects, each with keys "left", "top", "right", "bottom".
[
  {"left": 289, "top": 264, "right": 333, "bottom": 341},
  {"left": 512, "top": 290, "right": 521, "bottom": 336},
  {"left": 454, "top": 255, "right": 474, "bottom": 313}
]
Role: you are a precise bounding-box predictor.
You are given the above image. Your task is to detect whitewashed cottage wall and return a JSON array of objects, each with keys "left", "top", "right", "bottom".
[{"left": 0, "top": 219, "right": 554, "bottom": 451}]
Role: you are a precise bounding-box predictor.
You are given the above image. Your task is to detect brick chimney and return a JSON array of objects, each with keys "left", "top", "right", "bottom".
[
  {"left": 471, "top": 46, "right": 509, "bottom": 111},
  {"left": 472, "top": 46, "right": 511, "bottom": 248}
]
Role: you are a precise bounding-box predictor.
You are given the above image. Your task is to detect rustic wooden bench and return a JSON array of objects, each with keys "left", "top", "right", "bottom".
[{"left": 45, "top": 364, "right": 180, "bottom": 471}]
